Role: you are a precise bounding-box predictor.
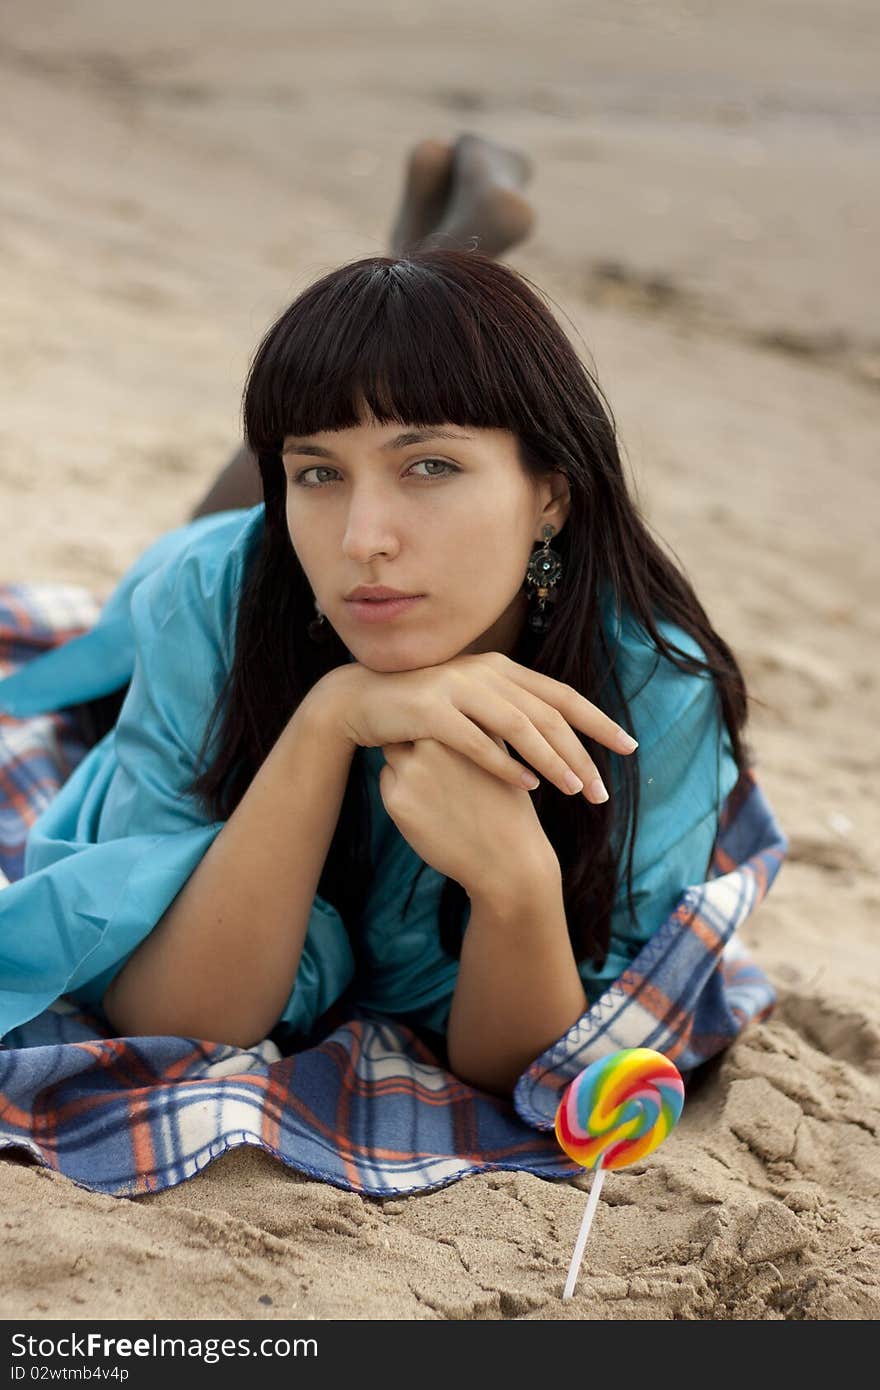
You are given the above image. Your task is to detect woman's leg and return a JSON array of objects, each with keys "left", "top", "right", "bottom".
[
  {"left": 388, "top": 133, "right": 535, "bottom": 258},
  {"left": 189, "top": 442, "right": 261, "bottom": 518},
  {"left": 189, "top": 133, "right": 535, "bottom": 521}
]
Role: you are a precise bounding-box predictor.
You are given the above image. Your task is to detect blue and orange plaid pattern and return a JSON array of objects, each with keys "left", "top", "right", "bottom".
[{"left": 0, "top": 583, "right": 788, "bottom": 1198}]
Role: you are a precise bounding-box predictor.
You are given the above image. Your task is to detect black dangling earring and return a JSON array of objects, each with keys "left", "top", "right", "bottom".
[
  {"left": 524, "top": 524, "right": 563, "bottom": 634},
  {"left": 307, "top": 596, "right": 332, "bottom": 644}
]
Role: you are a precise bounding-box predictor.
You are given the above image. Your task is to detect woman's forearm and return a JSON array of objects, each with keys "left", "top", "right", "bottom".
[
  {"left": 446, "top": 863, "right": 588, "bottom": 1098},
  {"left": 102, "top": 691, "right": 356, "bottom": 1049}
]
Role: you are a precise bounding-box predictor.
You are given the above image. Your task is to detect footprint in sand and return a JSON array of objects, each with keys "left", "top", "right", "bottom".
[
  {"left": 783, "top": 832, "right": 868, "bottom": 874},
  {"left": 777, "top": 989, "right": 880, "bottom": 1075}
]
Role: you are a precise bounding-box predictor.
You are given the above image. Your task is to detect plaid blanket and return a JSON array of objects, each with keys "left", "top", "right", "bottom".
[{"left": 0, "top": 582, "right": 788, "bottom": 1199}]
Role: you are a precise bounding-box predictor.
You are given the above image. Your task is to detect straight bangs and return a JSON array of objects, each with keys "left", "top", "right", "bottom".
[{"left": 242, "top": 253, "right": 567, "bottom": 456}]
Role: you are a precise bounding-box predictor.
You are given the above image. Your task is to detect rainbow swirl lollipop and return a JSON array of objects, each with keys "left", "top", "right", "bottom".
[
  {"left": 554, "top": 1048, "right": 685, "bottom": 1300},
  {"left": 555, "top": 1047, "right": 685, "bottom": 1172}
]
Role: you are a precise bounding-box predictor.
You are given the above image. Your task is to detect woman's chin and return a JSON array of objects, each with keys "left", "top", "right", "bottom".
[
  {"left": 347, "top": 636, "right": 462, "bottom": 674},
  {"left": 354, "top": 652, "right": 441, "bottom": 674}
]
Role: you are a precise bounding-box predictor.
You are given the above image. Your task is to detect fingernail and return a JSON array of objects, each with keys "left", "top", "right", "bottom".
[
  {"left": 615, "top": 731, "right": 639, "bottom": 753},
  {"left": 563, "top": 771, "right": 584, "bottom": 793},
  {"left": 521, "top": 771, "right": 540, "bottom": 790},
  {"left": 587, "top": 777, "right": 610, "bottom": 803}
]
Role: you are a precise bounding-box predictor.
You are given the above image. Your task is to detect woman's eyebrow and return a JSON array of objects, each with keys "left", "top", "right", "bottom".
[{"left": 282, "top": 429, "right": 472, "bottom": 459}]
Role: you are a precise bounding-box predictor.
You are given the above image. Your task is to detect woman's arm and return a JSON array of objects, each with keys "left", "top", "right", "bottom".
[
  {"left": 102, "top": 691, "right": 356, "bottom": 1049},
  {"left": 446, "top": 864, "right": 588, "bottom": 1098}
]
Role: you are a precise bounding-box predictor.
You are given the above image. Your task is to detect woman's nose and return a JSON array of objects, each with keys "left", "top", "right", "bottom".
[{"left": 341, "top": 503, "right": 401, "bottom": 563}]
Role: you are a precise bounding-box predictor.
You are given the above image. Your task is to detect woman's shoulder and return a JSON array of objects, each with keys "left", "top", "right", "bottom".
[
  {"left": 0, "top": 507, "right": 265, "bottom": 720},
  {"left": 112, "top": 505, "right": 266, "bottom": 701},
  {"left": 597, "top": 582, "right": 721, "bottom": 747},
  {"left": 129, "top": 507, "right": 264, "bottom": 623},
  {"left": 597, "top": 582, "right": 741, "bottom": 872}
]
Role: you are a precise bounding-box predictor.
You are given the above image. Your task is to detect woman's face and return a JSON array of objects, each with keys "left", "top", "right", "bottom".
[{"left": 282, "top": 411, "right": 570, "bottom": 672}]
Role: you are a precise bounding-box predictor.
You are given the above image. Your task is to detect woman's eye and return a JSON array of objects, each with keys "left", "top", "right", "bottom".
[
  {"left": 292, "top": 459, "right": 459, "bottom": 487},
  {"left": 409, "top": 458, "right": 459, "bottom": 479},
  {"left": 293, "top": 465, "right": 337, "bottom": 486}
]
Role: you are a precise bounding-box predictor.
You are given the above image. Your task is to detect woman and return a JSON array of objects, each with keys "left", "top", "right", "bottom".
[{"left": 0, "top": 144, "right": 751, "bottom": 1101}]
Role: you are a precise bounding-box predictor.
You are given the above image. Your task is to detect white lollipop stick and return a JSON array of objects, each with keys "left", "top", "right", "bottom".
[{"left": 561, "top": 1166, "right": 606, "bottom": 1301}]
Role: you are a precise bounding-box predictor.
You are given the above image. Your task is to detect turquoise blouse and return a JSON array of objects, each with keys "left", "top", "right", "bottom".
[{"left": 0, "top": 507, "right": 740, "bottom": 1045}]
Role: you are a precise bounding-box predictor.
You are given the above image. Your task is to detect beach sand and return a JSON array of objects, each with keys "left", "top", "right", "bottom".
[{"left": 1, "top": 0, "right": 877, "bottom": 1319}]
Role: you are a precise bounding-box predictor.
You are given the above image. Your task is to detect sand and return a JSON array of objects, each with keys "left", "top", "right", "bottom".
[{"left": 1, "top": 0, "right": 877, "bottom": 1320}]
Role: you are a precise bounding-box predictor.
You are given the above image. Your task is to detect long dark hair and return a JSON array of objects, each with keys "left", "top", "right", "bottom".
[{"left": 189, "top": 249, "right": 754, "bottom": 973}]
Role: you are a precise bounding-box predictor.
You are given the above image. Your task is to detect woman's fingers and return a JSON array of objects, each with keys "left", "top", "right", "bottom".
[
  {"left": 459, "top": 689, "right": 610, "bottom": 802},
  {"left": 439, "top": 709, "right": 549, "bottom": 791},
  {"left": 491, "top": 684, "right": 613, "bottom": 802},
  {"left": 489, "top": 655, "right": 639, "bottom": 756}
]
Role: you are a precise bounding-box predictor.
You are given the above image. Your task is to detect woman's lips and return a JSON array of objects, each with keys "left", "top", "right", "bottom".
[{"left": 345, "top": 595, "right": 426, "bottom": 623}]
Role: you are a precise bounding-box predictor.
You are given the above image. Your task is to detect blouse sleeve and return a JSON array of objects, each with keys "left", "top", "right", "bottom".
[
  {"left": 577, "top": 624, "right": 742, "bottom": 1003},
  {"left": 0, "top": 524, "right": 355, "bottom": 1043}
]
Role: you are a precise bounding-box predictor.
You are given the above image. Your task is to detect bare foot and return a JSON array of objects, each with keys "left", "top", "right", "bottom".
[
  {"left": 389, "top": 138, "right": 456, "bottom": 255},
  {"left": 417, "top": 132, "right": 535, "bottom": 258}
]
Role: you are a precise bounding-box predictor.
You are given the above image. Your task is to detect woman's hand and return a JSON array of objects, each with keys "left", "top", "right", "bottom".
[
  {"left": 313, "top": 650, "right": 637, "bottom": 804},
  {"left": 377, "top": 734, "right": 558, "bottom": 902}
]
